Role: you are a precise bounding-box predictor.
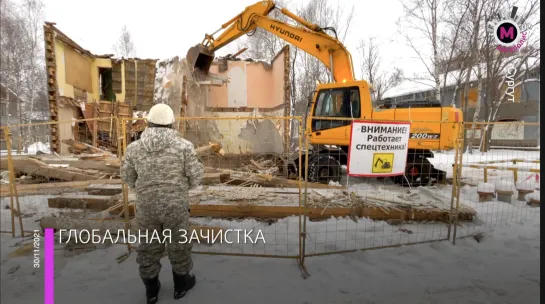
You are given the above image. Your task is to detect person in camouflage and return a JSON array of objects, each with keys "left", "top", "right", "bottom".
[{"left": 121, "top": 103, "right": 204, "bottom": 304}]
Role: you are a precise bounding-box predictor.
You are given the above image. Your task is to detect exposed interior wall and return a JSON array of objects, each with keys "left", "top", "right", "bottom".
[
  {"left": 124, "top": 60, "right": 157, "bottom": 111},
  {"left": 57, "top": 106, "right": 74, "bottom": 154},
  {"left": 45, "top": 22, "right": 158, "bottom": 153},
  {"left": 64, "top": 46, "right": 93, "bottom": 93},
  {"left": 206, "top": 51, "right": 286, "bottom": 110},
  {"left": 45, "top": 22, "right": 292, "bottom": 155},
  {"left": 181, "top": 46, "right": 290, "bottom": 155}
]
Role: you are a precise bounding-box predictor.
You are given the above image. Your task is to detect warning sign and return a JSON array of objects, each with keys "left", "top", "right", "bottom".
[
  {"left": 372, "top": 153, "right": 394, "bottom": 173},
  {"left": 347, "top": 121, "right": 411, "bottom": 176}
]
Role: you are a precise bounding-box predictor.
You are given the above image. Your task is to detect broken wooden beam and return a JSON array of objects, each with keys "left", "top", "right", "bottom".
[
  {"left": 0, "top": 157, "right": 104, "bottom": 182},
  {"left": 48, "top": 194, "right": 117, "bottom": 211},
  {"left": 37, "top": 158, "right": 119, "bottom": 174},
  {"left": 43, "top": 201, "right": 473, "bottom": 224},
  {"left": 0, "top": 179, "right": 122, "bottom": 197},
  {"left": 62, "top": 139, "right": 113, "bottom": 155},
  {"left": 195, "top": 143, "right": 224, "bottom": 157},
  {"left": 221, "top": 169, "right": 342, "bottom": 189},
  {"left": 201, "top": 172, "right": 231, "bottom": 185},
  {"left": 85, "top": 184, "right": 123, "bottom": 196},
  {"left": 187, "top": 204, "right": 473, "bottom": 222}
]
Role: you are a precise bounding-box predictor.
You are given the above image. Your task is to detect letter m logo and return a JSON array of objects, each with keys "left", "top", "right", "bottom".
[{"left": 500, "top": 26, "right": 514, "bottom": 40}]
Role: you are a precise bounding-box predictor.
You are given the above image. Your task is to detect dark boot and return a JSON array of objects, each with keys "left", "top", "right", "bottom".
[
  {"left": 173, "top": 271, "right": 196, "bottom": 299},
  {"left": 142, "top": 276, "right": 161, "bottom": 304}
]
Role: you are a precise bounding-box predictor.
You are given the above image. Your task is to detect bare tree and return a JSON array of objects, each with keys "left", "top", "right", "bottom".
[
  {"left": 397, "top": 0, "right": 443, "bottom": 101},
  {"left": 357, "top": 38, "right": 403, "bottom": 102},
  {"left": 112, "top": 25, "right": 136, "bottom": 58},
  {"left": 462, "top": 0, "right": 541, "bottom": 152},
  {"left": 0, "top": 0, "right": 47, "bottom": 147},
  {"left": 293, "top": 0, "right": 354, "bottom": 117},
  {"left": 235, "top": 0, "right": 291, "bottom": 59},
  {"left": 397, "top": 0, "right": 469, "bottom": 104}
]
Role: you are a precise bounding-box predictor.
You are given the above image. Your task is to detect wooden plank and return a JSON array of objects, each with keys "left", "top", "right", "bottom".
[
  {"left": 42, "top": 191, "right": 472, "bottom": 223},
  {"left": 195, "top": 143, "right": 224, "bottom": 157},
  {"left": 86, "top": 184, "right": 123, "bottom": 196},
  {"left": 0, "top": 179, "right": 122, "bottom": 197},
  {"left": 0, "top": 158, "right": 102, "bottom": 181},
  {"left": 187, "top": 204, "right": 473, "bottom": 222},
  {"left": 201, "top": 173, "right": 231, "bottom": 185},
  {"left": 37, "top": 158, "right": 119, "bottom": 174},
  {"left": 62, "top": 139, "right": 112, "bottom": 155},
  {"left": 48, "top": 194, "right": 116, "bottom": 210}
]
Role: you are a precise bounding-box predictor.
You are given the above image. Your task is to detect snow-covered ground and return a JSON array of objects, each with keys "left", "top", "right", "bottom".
[
  {"left": 0, "top": 204, "right": 539, "bottom": 303},
  {"left": 1, "top": 148, "right": 540, "bottom": 254},
  {"left": 0, "top": 148, "right": 540, "bottom": 302},
  {"left": 431, "top": 149, "right": 540, "bottom": 185}
]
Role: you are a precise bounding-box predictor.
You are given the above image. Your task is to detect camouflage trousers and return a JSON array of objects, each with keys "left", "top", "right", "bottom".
[{"left": 135, "top": 192, "right": 193, "bottom": 279}]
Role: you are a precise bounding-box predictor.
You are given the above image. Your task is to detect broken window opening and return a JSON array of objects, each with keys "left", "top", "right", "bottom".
[{"left": 99, "top": 68, "right": 115, "bottom": 102}]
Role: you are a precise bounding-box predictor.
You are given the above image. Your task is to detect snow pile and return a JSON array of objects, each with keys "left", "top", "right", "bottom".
[
  {"left": 26, "top": 142, "right": 51, "bottom": 155},
  {"left": 516, "top": 181, "right": 535, "bottom": 191},
  {"left": 329, "top": 180, "right": 342, "bottom": 187},
  {"left": 527, "top": 191, "right": 540, "bottom": 201},
  {"left": 477, "top": 182, "right": 495, "bottom": 193},
  {"left": 0, "top": 171, "right": 8, "bottom": 184},
  {"left": 495, "top": 180, "right": 514, "bottom": 192}
]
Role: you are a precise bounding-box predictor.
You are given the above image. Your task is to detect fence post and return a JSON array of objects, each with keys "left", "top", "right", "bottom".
[
  {"left": 299, "top": 118, "right": 310, "bottom": 278},
  {"left": 297, "top": 117, "right": 306, "bottom": 277},
  {"left": 92, "top": 102, "right": 98, "bottom": 147},
  {"left": 3, "top": 127, "right": 25, "bottom": 237},
  {"left": 447, "top": 126, "right": 462, "bottom": 241},
  {"left": 120, "top": 118, "right": 132, "bottom": 252},
  {"left": 452, "top": 124, "right": 465, "bottom": 244}
]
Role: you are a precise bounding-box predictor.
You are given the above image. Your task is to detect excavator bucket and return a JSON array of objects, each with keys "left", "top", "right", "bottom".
[{"left": 186, "top": 44, "right": 215, "bottom": 74}]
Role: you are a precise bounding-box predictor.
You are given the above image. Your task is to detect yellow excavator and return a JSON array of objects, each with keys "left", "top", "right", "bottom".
[{"left": 186, "top": 0, "right": 463, "bottom": 186}]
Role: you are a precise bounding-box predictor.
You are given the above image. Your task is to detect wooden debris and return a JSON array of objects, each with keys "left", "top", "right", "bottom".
[
  {"left": 86, "top": 184, "right": 123, "bottom": 196},
  {"left": 195, "top": 143, "right": 224, "bottom": 157},
  {"left": 48, "top": 194, "right": 118, "bottom": 211},
  {"left": 220, "top": 169, "right": 341, "bottom": 189},
  {"left": 62, "top": 139, "right": 113, "bottom": 155},
  {"left": 39, "top": 158, "right": 119, "bottom": 174},
  {"left": 250, "top": 159, "right": 265, "bottom": 170},
  {"left": 187, "top": 204, "right": 474, "bottom": 222},
  {"left": 202, "top": 173, "right": 231, "bottom": 185},
  {"left": 0, "top": 157, "right": 104, "bottom": 182},
  {"left": 0, "top": 179, "right": 122, "bottom": 197}
]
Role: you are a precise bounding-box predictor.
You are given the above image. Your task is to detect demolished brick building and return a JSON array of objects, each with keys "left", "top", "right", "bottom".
[{"left": 44, "top": 22, "right": 291, "bottom": 159}]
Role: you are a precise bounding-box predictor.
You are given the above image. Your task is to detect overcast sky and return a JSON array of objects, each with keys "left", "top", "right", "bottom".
[{"left": 43, "top": 0, "right": 435, "bottom": 96}]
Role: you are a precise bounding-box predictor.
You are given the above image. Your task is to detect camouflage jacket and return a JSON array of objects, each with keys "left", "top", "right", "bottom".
[{"left": 120, "top": 127, "right": 204, "bottom": 195}]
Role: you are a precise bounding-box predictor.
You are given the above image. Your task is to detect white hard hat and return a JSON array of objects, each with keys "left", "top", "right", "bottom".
[{"left": 147, "top": 103, "right": 175, "bottom": 125}]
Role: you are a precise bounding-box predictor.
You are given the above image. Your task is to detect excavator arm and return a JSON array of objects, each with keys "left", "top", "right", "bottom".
[{"left": 186, "top": 0, "right": 355, "bottom": 83}]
